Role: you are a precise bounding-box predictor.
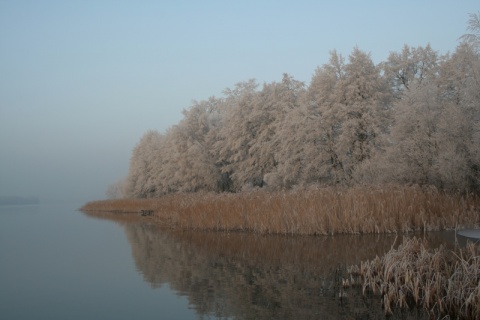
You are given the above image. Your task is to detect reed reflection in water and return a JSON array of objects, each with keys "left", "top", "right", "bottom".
[{"left": 118, "top": 220, "right": 454, "bottom": 320}]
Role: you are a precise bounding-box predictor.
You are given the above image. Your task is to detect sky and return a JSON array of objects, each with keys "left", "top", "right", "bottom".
[{"left": 0, "top": 1, "right": 478, "bottom": 204}]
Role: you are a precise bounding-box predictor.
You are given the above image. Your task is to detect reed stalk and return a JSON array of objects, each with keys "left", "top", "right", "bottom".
[
  {"left": 80, "top": 185, "right": 480, "bottom": 235},
  {"left": 348, "top": 237, "right": 480, "bottom": 319}
]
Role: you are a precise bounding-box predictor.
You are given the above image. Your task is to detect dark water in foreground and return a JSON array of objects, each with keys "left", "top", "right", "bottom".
[{"left": 0, "top": 204, "right": 461, "bottom": 319}]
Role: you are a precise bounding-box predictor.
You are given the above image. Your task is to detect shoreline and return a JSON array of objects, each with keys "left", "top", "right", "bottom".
[
  {"left": 80, "top": 186, "right": 480, "bottom": 236},
  {"left": 81, "top": 188, "right": 480, "bottom": 318}
]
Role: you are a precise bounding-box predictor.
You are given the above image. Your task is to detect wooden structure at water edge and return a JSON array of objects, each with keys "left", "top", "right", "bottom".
[{"left": 140, "top": 209, "right": 154, "bottom": 216}]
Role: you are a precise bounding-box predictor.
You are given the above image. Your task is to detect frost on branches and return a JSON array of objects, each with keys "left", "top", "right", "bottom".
[{"left": 122, "top": 17, "right": 480, "bottom": 198}]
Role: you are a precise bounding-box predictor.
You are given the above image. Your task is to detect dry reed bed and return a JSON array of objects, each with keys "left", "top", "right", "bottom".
[
  {"left": 347, "top": 237, "right": 480, "bottom": 319},
  {"left": 80, "top": 186, "right": 480, "bottom": 235}
]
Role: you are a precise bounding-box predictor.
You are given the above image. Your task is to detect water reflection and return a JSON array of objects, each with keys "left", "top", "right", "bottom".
[{"left": 85, "top": 212, "right": 456, "bottom": 319}]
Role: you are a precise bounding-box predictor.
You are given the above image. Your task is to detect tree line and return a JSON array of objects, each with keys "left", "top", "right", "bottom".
[{"left": 114, "top": 15, "right": 480, "bottom": 198}]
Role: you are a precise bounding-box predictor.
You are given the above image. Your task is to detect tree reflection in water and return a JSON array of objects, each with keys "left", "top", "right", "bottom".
[{"left": 84, "top": 212, "right": 455, "bottom": 319}]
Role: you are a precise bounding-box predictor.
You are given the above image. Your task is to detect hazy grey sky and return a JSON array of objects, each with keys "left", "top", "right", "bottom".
[{"left": 0, "top": 1, "right": 477, "bottom": 204}]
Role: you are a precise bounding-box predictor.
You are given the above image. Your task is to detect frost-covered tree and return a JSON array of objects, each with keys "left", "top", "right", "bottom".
[
  {"left": 215, "top": 75, "right": 306, "bottom": 190},
  {"left": 436, "top": 43, "right": 480, "bottom": 190},
  {"left": 338, "top": 48, "right": 391, "bottom": 170},
  {"left": 125, "top": 130, "right": 164, "bottom": 198},
  {"left": 303, "top": 51, "right": 346, "bottom": 184},
  {"left": 122, "top": 15, "right": 479, "bottom": 197},
  {"left": 125, "top": 97, "right": 228, "bottom": 197},
  {"left": 163, "top": 97, "right": 224, "bottom": 192},
  {"left": 214, "top": 79, "right": 259, "bottom": 190},
  {"left": 386, "top": 82, "right": 442, "bottom": 185},
  {"left": 254, "top": 74, "right": 306, "bottom": 189},
  {"left": 382, "top": 44, "right": 440, "bottom": 96},
  {"left": 460, "top": 12, "right": 480, "bottom": 51},
  {"left": 386, "top": 43, "right": 480, "bottom": 191},
  {"left": 306, "top": 48, "right": 391, "bottom": 185},
  {"left": 272, "top": 102, "right": 310, "bottom": 189},
  {"left": 106, "top": 177, "right": 127, "bottom": 199}
]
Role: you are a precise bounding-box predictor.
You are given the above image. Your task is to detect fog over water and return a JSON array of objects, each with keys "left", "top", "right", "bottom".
[{"left": 0, "top": 1, "right": 477, "bottom": 203}]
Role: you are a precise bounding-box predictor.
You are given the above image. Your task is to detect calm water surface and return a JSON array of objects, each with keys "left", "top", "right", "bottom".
[
  {"left": 0, "top": 204, "right": 195, "bottom": 320},
  {"left": 0, "top": 204, "right": 459, "bottom": 319}
]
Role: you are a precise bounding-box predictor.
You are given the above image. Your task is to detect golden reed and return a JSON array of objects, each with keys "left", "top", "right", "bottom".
[
  {"left": 347, "top": 237, "right": 479, "bottom": 319},
  {"left": 80, "top": 185, "right": 480, "bottom": 235}
]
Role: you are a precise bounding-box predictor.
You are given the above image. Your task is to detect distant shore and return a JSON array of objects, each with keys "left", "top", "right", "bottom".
[
  {"left": 0, "top": 196, "right": 39, "bottom": 206},
  {"left": 80, "top": 186, "right": 480, "bottom": 235}
]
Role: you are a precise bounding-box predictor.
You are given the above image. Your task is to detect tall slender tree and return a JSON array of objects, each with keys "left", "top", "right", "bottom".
[
  {"left": 125, "top": 130, "right": 164, "bottom": 198},
  {"left": 307, "top": 48, "right": 391, "bottom": 185},
  {"left": 215, "top": 80, "right": 259, "bottom": 190}
]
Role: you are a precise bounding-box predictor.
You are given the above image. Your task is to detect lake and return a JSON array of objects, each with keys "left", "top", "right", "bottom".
[{"left": 0, "top": 203, "right": 461, "bottom": 319}]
